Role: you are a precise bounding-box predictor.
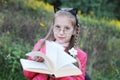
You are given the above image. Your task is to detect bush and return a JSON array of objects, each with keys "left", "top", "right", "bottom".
[
  {"left": 78, "top": 17, "right": 120, "bottom": 80},
  {"left": 0, "top": 1, "right": 53, "bottom": 79},
  {"left": 0, "top": 34, "right": 32, "bottom": 80}
]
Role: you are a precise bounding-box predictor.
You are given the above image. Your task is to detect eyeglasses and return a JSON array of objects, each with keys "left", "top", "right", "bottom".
[{"left": 54, "top": 25, "right": 74, "bottom": 34}]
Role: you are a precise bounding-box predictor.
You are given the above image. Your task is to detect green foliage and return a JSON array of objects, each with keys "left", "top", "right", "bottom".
[
  {"left": 0, "top": 1, "right": 52, "bottom": 44},
  {"left": 78, "top": 17, "right": 120, "bottom": 79},
  {"left": 43, "top": 0, "right": 120, "bottom": 19},
  {"left": 0, "top": 34, "right": 31, "bottom": 80}
]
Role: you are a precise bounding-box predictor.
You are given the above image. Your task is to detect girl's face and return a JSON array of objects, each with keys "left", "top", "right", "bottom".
[{"left": 53, "top": 16, "right": 76, "bottom": 44}]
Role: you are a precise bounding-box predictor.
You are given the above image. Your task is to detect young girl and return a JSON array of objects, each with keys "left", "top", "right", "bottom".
[{"left": 23, "top": 7, "right": 87, "bottom": 80}]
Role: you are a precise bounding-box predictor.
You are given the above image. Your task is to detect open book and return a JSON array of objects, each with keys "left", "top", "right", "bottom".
[{"left": 20, "top": 41, "right": 82, "bottom": 78}]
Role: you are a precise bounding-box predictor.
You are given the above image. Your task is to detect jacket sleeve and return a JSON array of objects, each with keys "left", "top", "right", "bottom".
[
  {"left": 23, "top": 39, "right": 48, "bottom": 79},
  {"left": 58, "top": 49, "right": 87, "bottom": 80}
]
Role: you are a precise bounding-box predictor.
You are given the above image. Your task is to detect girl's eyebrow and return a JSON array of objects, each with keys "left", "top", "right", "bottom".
[{"left": 55, "top": 24, "right": 60, "bottom": 26}]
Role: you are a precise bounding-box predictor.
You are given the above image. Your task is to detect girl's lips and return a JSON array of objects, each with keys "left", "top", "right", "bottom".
[{"left": 58, "top": 37, "right": 65, "bottom": 40}]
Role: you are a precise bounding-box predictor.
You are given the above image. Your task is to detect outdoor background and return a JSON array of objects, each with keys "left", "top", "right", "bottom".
[{"left": 0, "top": 0, "right": 120, "bottom": 80}]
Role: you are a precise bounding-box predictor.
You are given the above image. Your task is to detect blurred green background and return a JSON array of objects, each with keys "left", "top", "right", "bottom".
[{"left": 0, "top": 0, "right": 120, "bottom": 80}]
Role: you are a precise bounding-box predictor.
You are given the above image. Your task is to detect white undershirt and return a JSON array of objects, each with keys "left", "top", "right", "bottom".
[{"left": 55, "top": 41, "right": 69, "bottom": 47}]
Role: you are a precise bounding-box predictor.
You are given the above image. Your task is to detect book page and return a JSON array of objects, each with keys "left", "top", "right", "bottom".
[
  {"left": 21, "top": 41, "right": 80, "bottom": 77},
  {"left": 54, "top": 64, "right": 82, "bottom": 77},
  {"left": 20, "top": 59, "right": 52, "bottom": 74},
  {"left": 45, "top": 41, "right": 77, "bottom": 69},
  {"left": 57, "top": 50, "right": 77, "bottom": 69},
  {"left": 46, "top": 41, "right": 58, "bottom": 70},
  {"left": 26, "top": 51, "right": 53, "bottom": 71}
]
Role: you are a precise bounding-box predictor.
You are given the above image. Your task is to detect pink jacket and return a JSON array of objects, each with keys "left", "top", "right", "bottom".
[{"left": 23, "top": 39, "right": 87, "bottom": 80}]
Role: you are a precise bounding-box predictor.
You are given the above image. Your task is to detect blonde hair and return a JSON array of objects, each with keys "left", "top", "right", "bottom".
[{"left": 36, "top": 8, "right": 80, "bottom": 53}]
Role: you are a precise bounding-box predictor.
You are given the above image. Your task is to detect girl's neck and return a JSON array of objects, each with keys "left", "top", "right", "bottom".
[{"left": 55, "top": 41, "right": 69, "bottom": 47}]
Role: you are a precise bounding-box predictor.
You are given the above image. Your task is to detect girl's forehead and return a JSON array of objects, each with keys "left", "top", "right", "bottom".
[
  {"left": 55, "top": 15, "right": 75, "bottom": 25},
  {"left": 55, "top": 16, "right": 72, "bottom": 22},
  {"left": 55, "top": 15, "right": 74, "bottom": 21},
  {"left": 55, "top": 15, "right": 70, "bottom": 19},
  {"left": 54, "top": 16, "right": 75, "bottom": 28}
]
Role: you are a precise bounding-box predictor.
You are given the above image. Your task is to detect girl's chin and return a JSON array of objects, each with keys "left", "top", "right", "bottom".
[
  {"left": 57, "top": 40, "right": 69, "bottom": 44},
  {"left": 56, "top": 40, "right": 65, "bottom": 44}
]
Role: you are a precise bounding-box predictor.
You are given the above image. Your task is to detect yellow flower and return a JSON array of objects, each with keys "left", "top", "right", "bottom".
[
  {"left": 115, "top": 20, "right": 120, "bottom": 29},
  {"left": 40, "top": 22, "right": 45, "bottom": 27},
  {"left": 44, "top": 3, "right": 53, "bottom": 11},
  {"left": 23, "top": 0, "right": 53, "bottom": 11},
  {"left": 108, "top": 20, "right": 120, "bottom": 29}
]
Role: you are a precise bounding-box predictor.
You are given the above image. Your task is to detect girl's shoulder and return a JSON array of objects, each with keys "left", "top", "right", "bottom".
[
  {"left": 76, "top": 48, "right": 87, "bottom": 58},
  {"left": 36, "top": 38, "right": 45, "bottom": 44},
  {"left": 32, "top": 38, "right": 45, "bottom": 51}
]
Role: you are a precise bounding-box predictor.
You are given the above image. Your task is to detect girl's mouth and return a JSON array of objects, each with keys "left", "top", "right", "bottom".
[{"left": 58, "top": 37, "right": 65, "bottom": 40}]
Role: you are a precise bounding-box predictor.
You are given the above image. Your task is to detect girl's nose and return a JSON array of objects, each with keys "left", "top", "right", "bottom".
[{"left": 59, "top": 29, "right": 64, "bottom": 34}]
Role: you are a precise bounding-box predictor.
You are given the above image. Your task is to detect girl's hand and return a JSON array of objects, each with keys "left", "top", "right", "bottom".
[{"left": 33, "top": 56, "right": 44, "bottom": 62}]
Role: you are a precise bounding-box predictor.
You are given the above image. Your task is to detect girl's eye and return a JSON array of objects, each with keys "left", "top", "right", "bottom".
[
  {"left": 65, "top": 27, "right": 70, "bottom": 30},
  {"left": 55, "top": 25, "right": 60, "bottom": 29}
]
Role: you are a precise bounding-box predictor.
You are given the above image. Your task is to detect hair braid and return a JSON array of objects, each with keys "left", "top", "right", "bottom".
[
  {"left": 73, "top": 23, "right": 81, "bottom": 68},
  {"left": 74, "top": 23, "right": 80, "bottom": 48}
]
